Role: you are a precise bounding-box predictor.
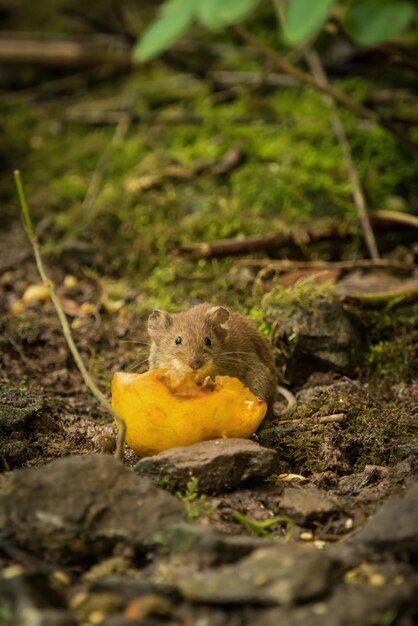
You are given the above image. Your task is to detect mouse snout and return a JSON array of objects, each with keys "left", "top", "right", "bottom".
[{"left": 189, "top": 358, "right": 204, "bottom": 371}]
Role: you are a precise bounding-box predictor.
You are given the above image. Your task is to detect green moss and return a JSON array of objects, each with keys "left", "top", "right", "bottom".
[
  {"left": 255, "top": 278, "right": 336, "bottom": 330},
  {"left": 362, "top": 301, "right": 418, "bottom": 388},
  {"left": 2, "top": 46, "right": 417, "bottom": 307},
  {"left": 260, "top": 380, "right": 418, "bottom": 474}
]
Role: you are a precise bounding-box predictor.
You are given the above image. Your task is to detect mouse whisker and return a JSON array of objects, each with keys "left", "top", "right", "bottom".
[
  {"left": 127, "top": 357, "right": 149, "bottom": 372},
  {"left": 220, "top": 351, "right": 258, "bottom": 356},
  {"left": 215, "top": 358, "right": 247, "bottom": 367},
  {"left": 119, "top": 340, "right": 150, "bottom": 345}
]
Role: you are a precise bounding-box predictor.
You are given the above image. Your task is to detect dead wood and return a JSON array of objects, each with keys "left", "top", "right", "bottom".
[
  {"left": 171, "top": 226, "right": 349, "bottom": 260},
  {"left": 0, "top": 33, "right": 131, "bottom": 67},
  {"left": 233, "top": 259, "right": 416, "bottom": 272},
  {"left": 171, "top": 211, "right": 418, "bottom": 261}
]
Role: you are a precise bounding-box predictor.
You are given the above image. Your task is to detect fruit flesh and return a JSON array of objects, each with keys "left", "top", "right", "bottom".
[{"left": 112, "top": 368, "right": 267, "bottom": 456}]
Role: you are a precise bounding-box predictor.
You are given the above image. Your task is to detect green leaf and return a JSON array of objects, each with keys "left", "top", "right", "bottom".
[
  {"left": 345, "top": 0, "right": 415, "bottom": 47},
  {"left": 281, "top": 0, "right": 338, "bottom": 45},
  {"left": 133, "top": 0, "right": 196, "bottom": 62},
  {"left": 196, "top": 0, "right": 260, "bottom": 30}
]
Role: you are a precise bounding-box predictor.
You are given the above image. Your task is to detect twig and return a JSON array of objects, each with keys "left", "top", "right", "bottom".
[
  {"left": 233, "top": 258, "right": 416, "bottom": 271},
  {"left": 279, "top": 413, "right": 346, "bottom": 425},
  {"left": 172, "top": 209, "right": 418, "bottom": 261},
  {"left": 0, "top": 64, "right": 123, "bottom": 104},
  {"left": 233, "top": 24, "right": 417, "bottom": 150},
  {"left": 319, "top": 413, "right": 346, "bottom": 423},
  {"left": 371, "top": 209, "right": 418, "bottom": 230},
  {"left": 171, "top": 224, "right": 351, "bottom": 260},
  {"left": 0, "top": 33, "right": 131, "bottom": 67},
  {"left": 14, "top": 170, "right": 126, "bottom": 461},
  {"left": 306, "top": 49, "right": 379, "bottom": 260},
  {"left": 340, "top": 284, "right": 418, "bottom": 305}
]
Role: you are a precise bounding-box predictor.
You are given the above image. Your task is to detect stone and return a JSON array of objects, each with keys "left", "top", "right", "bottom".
[
  {"left": 278, "top": 298, "right": 364, "bottom": 382},
  {"left": 135, "top": 438, "right": 279, "bottom": 494},
  {"left": 156, "top": 522, "right": 276, "bottom": 565},
  {"left": 85, "top": 578, "right": 180, "bottom": 603},
  {"left": 168, "top": 544, "right": 338, "bottom": 605},
  {"left": 0, "top": 454, "right": 184, "bottom": 564},
  {"left": 276, "top": 487, "right": 344, "bottom": 526},
  {"left": 352, "top": 482, "right": 418, "bottom": 556},
  {"left": 257, "top": 580, "right": 417, "bottom": 626}
]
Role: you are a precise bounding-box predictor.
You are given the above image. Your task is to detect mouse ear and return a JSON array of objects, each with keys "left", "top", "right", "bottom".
[
  {"left": 148, "top": 309, "right": 172, "bottom": 335},
  {"left": 206, "top": 306, "right": 230, "bottom": 327}
]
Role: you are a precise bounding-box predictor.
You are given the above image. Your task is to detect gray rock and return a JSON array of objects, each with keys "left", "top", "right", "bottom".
[
  {"left": 352, "top": 482, "right": 418, "bottom": 555},
  {"left": 156, "top": 522, "right": 276, "bottom": 565},
  {"left": 277, "top": 487, "right": 344, "bottom": 526},
  {"left": 0, "top": 454, "right": 184, "bottom": 563},
  {"left": 135, "top": 438, "right": 279, "bottom": 494},
  {"left": 258, "top": 580, "right": 417, "bottom": 626},
  {"left": 171, "top": 544, "right": 337, "bottom": 605},
  {"left": 278, "top": 298, "right": 364, "bottom": 382}
]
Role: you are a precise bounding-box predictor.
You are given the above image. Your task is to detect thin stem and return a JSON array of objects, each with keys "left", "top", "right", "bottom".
[
  {"left": 305, "top": 49, "right": 379, "bottom": 260},
  {"left": 233, "top": 24, "right": 416, "bottom": 151},
  {"left": 14, "top": 170, "right": 126, "bottom": 460}
]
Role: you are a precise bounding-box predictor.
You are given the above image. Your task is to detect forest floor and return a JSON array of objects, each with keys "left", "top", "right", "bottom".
[{"left": 1, "top": 11, "right": 418, "bottom": 625}]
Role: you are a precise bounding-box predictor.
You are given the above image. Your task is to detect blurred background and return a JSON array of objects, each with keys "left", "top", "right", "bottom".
[{"left": 1, "top": 0, "right": 417, "bottom": 311}]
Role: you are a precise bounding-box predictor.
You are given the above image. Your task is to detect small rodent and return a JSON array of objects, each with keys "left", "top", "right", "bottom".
[{"left": 148, "top": 302, "right": 277, "bottom": 413}]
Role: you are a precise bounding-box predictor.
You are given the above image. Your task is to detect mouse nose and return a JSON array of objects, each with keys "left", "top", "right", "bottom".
[{"left": 189, "top": 358, "right": 204, "bottom": 371}]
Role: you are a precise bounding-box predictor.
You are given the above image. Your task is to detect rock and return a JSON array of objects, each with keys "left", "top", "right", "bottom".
[
  {"left": 269, "top": 486, "right": 344, "bottom": 526},
  {"left": 277, "top": 298, "right": 364, "bottom": 382},
  {"left": 168, "top": 544, "right": 338, "bottom": 605},
  {"left": 258, "top": 580, "right": 417, "bottom": 626},
  {"left": 0, "top": 454, "right": 184, "bottom": 564},
  {"left": 337, "top": 466, "right": 390, "bottom": 497},
  {"left": 135, "top": 438, "right": 279, "bottom": 494},
  {"left": 156, "top": 522, "right": 276, "bottom": 565},
  {"left": 85, "top": 578, "right": 180, "bottom": 603},
  {"left": 352, "top": 482, "right": 418, "bottom": 556}
]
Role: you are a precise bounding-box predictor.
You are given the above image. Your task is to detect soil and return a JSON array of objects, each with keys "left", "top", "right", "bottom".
[{"left": 1, "top": 248, "right": 418, "bottom": 626}]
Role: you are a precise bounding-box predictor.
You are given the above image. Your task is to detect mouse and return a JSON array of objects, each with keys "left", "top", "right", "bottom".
[{"left": 147, "top": 302, "right": 278, "bottom": 414}]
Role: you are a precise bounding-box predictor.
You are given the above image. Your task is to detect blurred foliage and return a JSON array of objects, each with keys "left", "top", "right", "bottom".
[{"left": 134, "top": 0, "right": 417, "bottom": 61}]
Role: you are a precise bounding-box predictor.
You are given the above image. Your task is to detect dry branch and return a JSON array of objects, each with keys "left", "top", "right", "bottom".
[
  {"left": 172, "top": 211, "right": 418, "bottom": 261},
  {"left": 233, "top": 258, "right": 416, "bottom": 272},
  {"left": 171, "top": 225, "right": 349, "bottom": 260},
  {"left": 278, "top": 413, "right": 346, "bottom": 426},
  {"left": 0, "top": 33, "right": 131, "bottom": 67}
]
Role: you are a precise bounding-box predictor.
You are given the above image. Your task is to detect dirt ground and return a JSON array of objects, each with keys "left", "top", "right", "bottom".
[{"left": 1, "top": 220, "right": 418, "bottom": 625}]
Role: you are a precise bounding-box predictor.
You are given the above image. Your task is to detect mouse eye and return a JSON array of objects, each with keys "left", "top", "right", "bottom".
[
  {"left": 175, "top": 336, "right": 182, "bottom": 345},
  {"left": 204, "top": 337, "right": 212, "bottom": 347}
]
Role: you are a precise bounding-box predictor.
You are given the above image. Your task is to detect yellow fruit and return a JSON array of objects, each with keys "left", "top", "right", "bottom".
[
  {"left": 22, "top": 283, "right": 51, "bottom": 304},
  {"left": 112, "top": 368, "right": 267, "bottom": 456}
]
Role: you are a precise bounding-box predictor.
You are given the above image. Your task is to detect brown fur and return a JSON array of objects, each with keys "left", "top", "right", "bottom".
[{"left": 148, "top": 303, "right": 277, "bottom": 412}]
